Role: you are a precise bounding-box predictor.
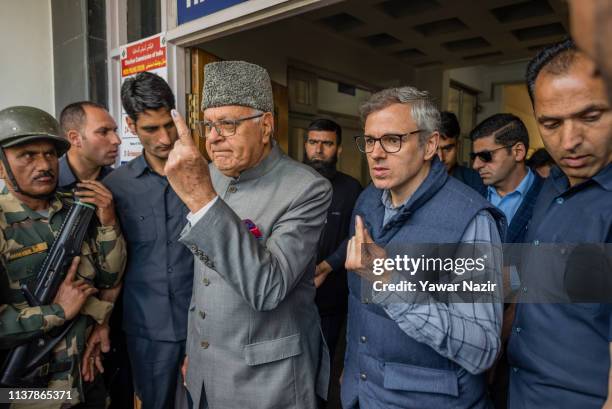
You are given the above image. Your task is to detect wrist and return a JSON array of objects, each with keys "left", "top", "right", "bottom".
[
  {"left": 100, "top": 219, "right": 117, "bottom": 228},
  {"left": 187, "top": 192, "right": 218, "bottom": 214}
]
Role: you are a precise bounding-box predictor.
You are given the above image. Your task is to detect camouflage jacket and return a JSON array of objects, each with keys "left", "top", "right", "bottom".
[{"left": 0, "top": 189, "right": 126, "bottom": 405}]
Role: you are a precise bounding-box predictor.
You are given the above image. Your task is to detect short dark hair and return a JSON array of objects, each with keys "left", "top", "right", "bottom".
[
  {"left": 526, "top": 148, "right": 554, "bottom": 169},
  {"left": 306, "top": 118, "right": 342, "bottom": 145},
  {"left": 59, "top": 101, "right": 106, "bottom": 136},
  {"left": 121, "top": 72, "right": 175, "bottom": 121},
  {"left": 439, "top": 111, "right": 460, "bottom": 139},
  {"left": 526, "top": 38, "right": 577, "bottom": 104},
  {"left": 470, "top": 113, "right": 530, "bottom": 152}
]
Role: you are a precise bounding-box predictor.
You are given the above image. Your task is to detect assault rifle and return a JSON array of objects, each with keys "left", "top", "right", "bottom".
[{"left": 0, "top": 200, "right": 95, "bottom": 387}]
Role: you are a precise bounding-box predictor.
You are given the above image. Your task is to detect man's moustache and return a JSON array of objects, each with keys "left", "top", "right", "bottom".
[{"left": 33, "top": 170, "right": 55, "bottom": 180}]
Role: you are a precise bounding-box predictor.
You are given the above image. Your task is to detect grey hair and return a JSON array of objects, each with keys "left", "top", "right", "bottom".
[
  {"left": 251, "top": 108, "right": 274, "bottom": 137},
  {"left": 360, "top": 86, "right": 441, "bottom": 145}
]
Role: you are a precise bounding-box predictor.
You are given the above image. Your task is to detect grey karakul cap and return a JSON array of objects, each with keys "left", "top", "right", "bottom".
[{"left": 201, "top": 61, "right": 274, "bottom": 113}]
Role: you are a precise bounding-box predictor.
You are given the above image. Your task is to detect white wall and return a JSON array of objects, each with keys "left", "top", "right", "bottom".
[
  {"left": 444, "top": 61, "right": 529, "bottom": 124},
  {"left": 0, "top": 0, "right": 54, "bottom": 114}
]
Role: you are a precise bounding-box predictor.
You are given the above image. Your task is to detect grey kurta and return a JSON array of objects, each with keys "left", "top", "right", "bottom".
[{"left": 179, "top": 145, "right": 332, "bottom": 409}]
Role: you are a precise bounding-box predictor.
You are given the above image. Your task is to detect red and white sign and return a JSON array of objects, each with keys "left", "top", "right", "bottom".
[
  {"left": 121, "top": 34, "right": 167, "bottom": 77},
  {"left": 119, "top": 33, "right": 168, "bottom": 163}
]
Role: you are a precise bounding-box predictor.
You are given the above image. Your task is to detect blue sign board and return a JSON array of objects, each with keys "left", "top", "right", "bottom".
[{"left": 178, "top": 0, "right": 249, "bottom": 25}]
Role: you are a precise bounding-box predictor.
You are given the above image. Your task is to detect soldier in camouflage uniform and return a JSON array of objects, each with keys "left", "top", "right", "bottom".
[{"left": 0, "top": 106, "right": 127, "bottom": 408}]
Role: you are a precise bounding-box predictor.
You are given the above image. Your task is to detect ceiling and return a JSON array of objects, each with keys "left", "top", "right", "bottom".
[{"left": 300, "top": 0, "right": 570, "bottom": 70}]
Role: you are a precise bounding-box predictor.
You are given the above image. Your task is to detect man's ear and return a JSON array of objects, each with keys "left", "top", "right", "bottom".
[
  {"left": 514, "top": 142, "right": 527, "bottom": 162},
  {"left": 261, "top": 112, "right": 274, "bottom": 144},
  {"left": 337, "top": 145, "right": 343, "bottom": 158},
  {"left": 66, "top": 129, "right": 82, "bottom": 148},
  {"left": 126, "top": 116, "right": 137, "bottom": 135},
  {"left": 424, "top": 131, "right": 440, "bottom": 160}
]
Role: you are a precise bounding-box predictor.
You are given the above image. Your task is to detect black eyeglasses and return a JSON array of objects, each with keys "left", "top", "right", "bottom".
[
  {"left": 470, "top": 144, "right": 515, "bottom": 163},
  {"left": 354, "top": 130, "right": 423, "bottom": 154},
  {"left": 197, "top": 113, "right": 264, "bottom": 138}
]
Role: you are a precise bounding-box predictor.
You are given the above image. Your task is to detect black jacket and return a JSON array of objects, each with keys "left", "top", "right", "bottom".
[{"left": 315, "top": 171, "right": 362, "bottom": 315}]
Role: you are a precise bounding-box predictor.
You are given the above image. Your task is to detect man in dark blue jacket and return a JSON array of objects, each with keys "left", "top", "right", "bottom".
[
  {"left": 507, "top": 39, "right": 612, "bottom": 409},
  {"left": 342, "top": 86, "right": 505, "bottom": 409},
  {"left": 103, "top": 72, "right": 193, "bottom": 409}
]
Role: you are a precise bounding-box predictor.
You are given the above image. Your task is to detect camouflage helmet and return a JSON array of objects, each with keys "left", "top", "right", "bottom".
[{"left": 0, "top": 106, "right": 70, "bottom": 156}]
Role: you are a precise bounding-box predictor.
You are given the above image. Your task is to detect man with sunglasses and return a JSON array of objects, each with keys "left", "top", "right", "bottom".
[
  {"left": 164, "top": 61, "right": 332, "bottom": 409},
  {"left": 102, "top": 72, "right": 193, "bottom": 409},
  {"left": 438, "top": 111, "right": 486, "bottom": 196},
  {"left": 506, "top": 39, "right": 612, "bottom": 409},
  {"left": 471, "top": 114, "right": 544, "bottom": 244},
  {"left": 470, "top": 114, "right": 544, "bottom": 409},
  {"left": 341, "top": 87, "right": 505, "bottom": 409}
]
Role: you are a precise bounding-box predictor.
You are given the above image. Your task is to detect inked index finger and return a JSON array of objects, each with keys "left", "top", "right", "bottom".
[
  {"left": 171, "top": 109, "right": 195, "bottom": 146},
  {"left": 355, "top": 215, "right": 365, "bottom": 245}
]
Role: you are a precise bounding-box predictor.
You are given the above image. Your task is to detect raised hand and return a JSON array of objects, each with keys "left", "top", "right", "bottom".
[
  {"left": 345, "top": 215, "right": 388, "bottom": 282},
  {"left": 164, "top": 109, "right": 217, "bottom": 213},
  {"left": 74, "top": 180, "right": 117, "bottom": 227}
]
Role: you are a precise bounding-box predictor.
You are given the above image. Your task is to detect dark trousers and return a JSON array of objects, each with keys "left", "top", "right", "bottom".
[
  {"left": 105, "top": 300, "right": 134, "bottom": 409},
  {"left": 319, "top": 312, "right": 346, "bottom": 409},
  {"left": 126, "top": 335, "right": 186, "bottom": 409},
  {"left": 320, "top": 312, "right": 345, "bottom": 361},
  {"left": 74, "top": 375, "right": 107, "bottom": 409}
]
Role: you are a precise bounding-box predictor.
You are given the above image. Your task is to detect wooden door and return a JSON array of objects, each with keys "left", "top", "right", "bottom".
[{"left": 189, "top": 49, "right": 221, "bottom": 156}]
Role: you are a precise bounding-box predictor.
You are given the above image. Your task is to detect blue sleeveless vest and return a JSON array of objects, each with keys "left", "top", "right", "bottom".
[{"left": 342, "top": 158, "right": 505, "bottom": 409}]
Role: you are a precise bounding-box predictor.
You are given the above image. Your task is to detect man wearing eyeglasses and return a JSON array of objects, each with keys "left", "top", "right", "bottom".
[
  {"left": 342, "top": 87, "right": 505, "bottom": 409},
  {"left": 438, "top": 111, "right": 486, "bottom": 196},
  {"left": 470, "top": 114, "right": 544, "bottom": 244},
  {"left": 103, "top": 72, "right": 193, "bottom": 409},
  {"left": 163, "top": 61, "right": 332, "bottom": 409}
]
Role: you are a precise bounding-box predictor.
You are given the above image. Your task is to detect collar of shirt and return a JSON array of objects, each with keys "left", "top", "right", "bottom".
[
  {"left": 550, "top": 162, "right": 612, "bottom": 195},
  {"left": 381, "top": 188, "right": 412, "bottom": 227},
  {"left": 487, "top": 168, "right": 534, "bottom": 224},
  {"left": 381, "top": 188, "right": 408, "bottom": 211},
  {"left": 233, "top": 141, "right": 281, "bottom": 183},
  {"left": 58, "top": 155, "right": 77, "bottom": 188},
  {"left": 487, "top": 167, "right": 534, "bottom": 205},
  {"left": 58, "top": 155, "right": 113, "bottom": 188},
  {"left": 125, "top": 153, "right": 154, "bottom": 178}
]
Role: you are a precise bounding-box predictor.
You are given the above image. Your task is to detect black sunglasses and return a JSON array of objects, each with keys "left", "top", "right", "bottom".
[{"left": 470, "top": 144, "right": 515, "bottom": 163}]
